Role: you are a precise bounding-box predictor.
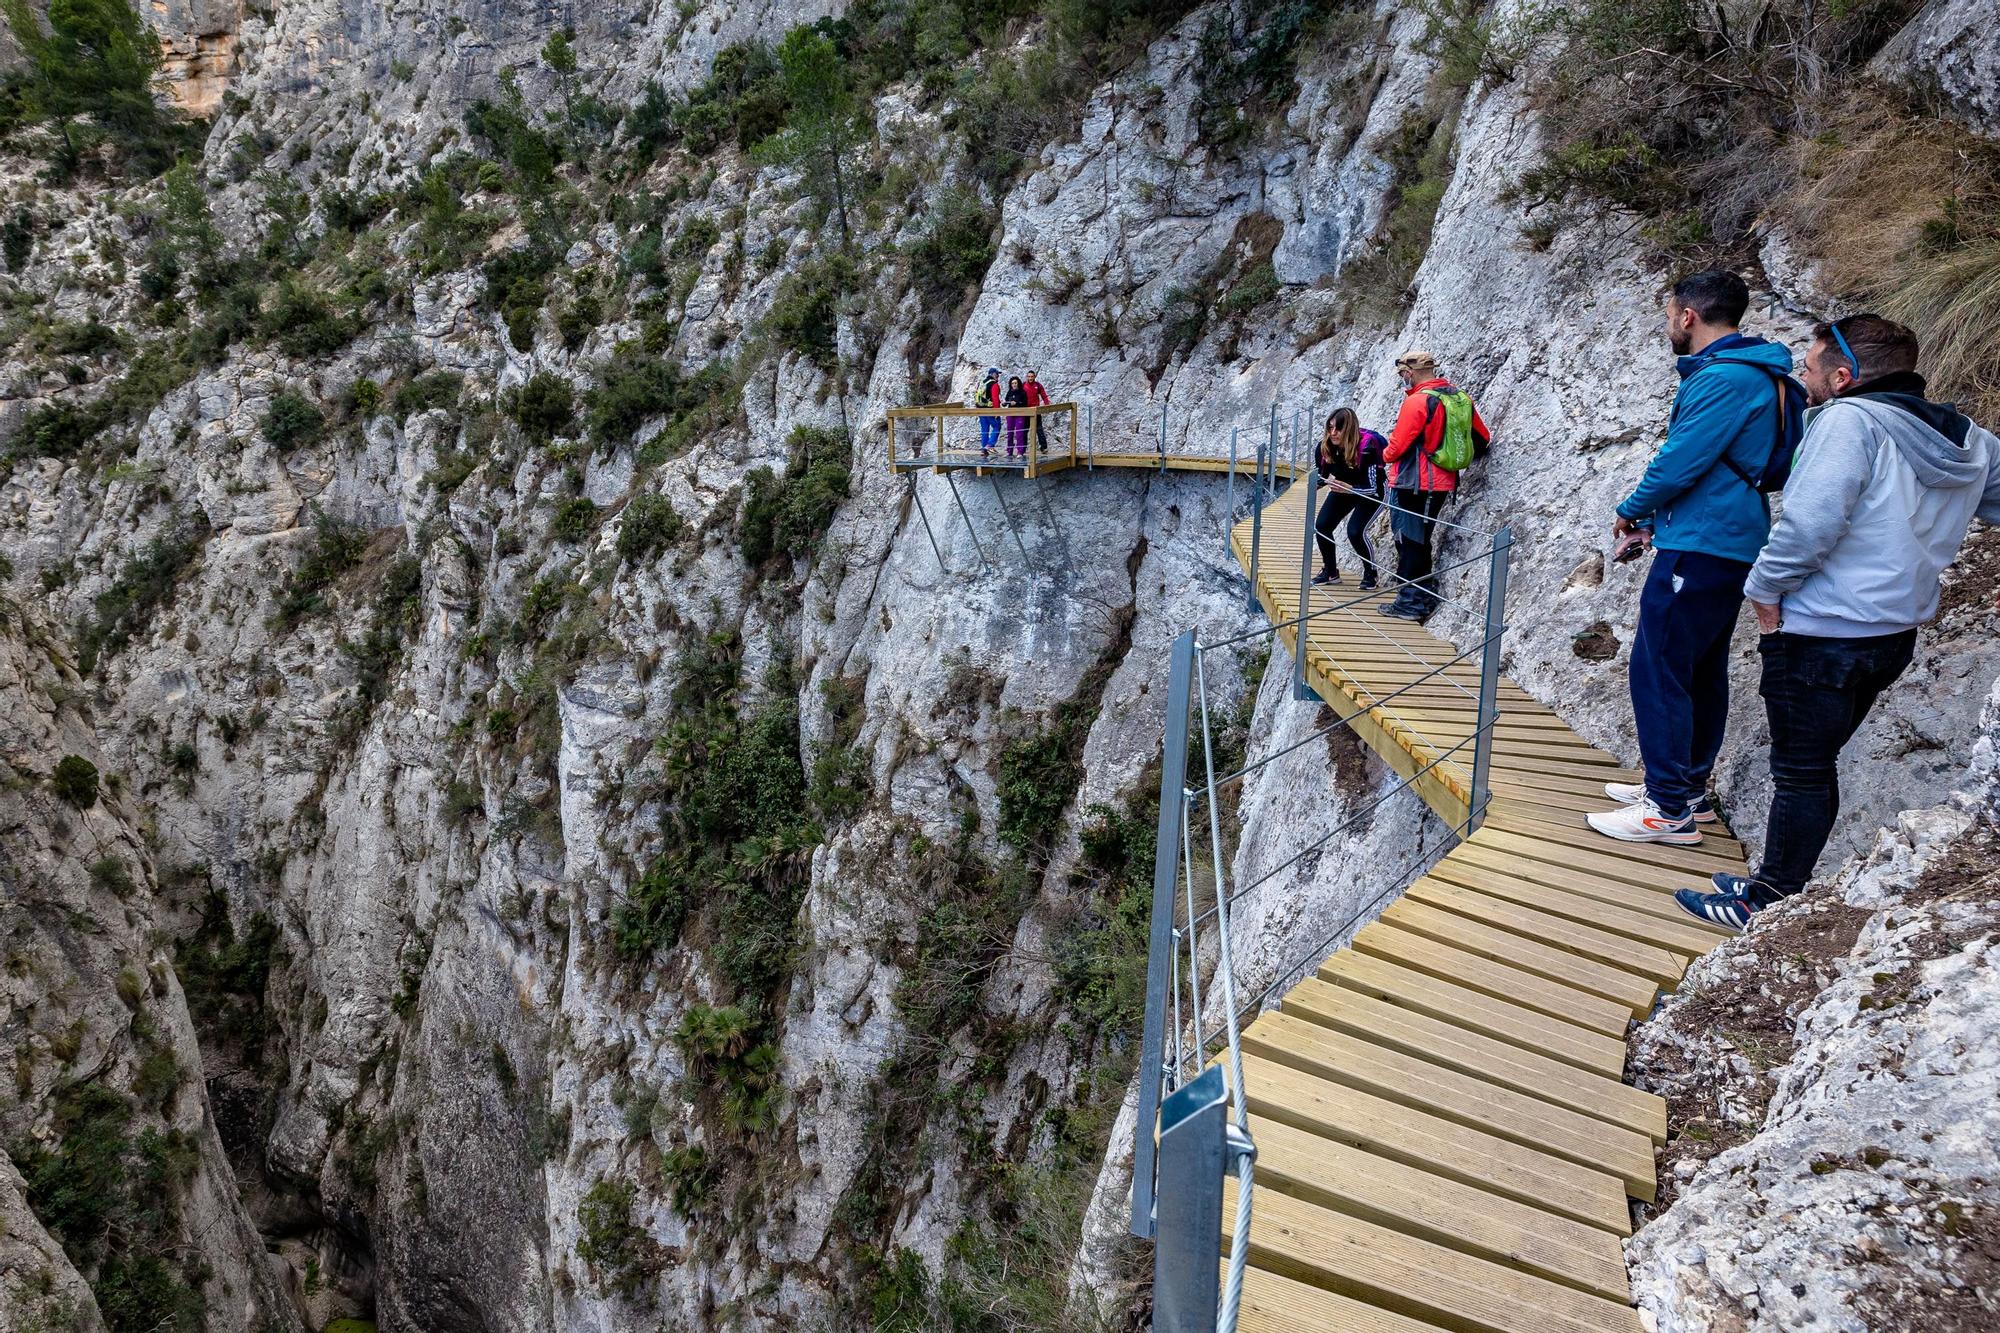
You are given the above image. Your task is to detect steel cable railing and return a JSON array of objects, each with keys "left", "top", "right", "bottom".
[{"left": 1132, "top": 402, "right": 1513, "bottom": 1333}]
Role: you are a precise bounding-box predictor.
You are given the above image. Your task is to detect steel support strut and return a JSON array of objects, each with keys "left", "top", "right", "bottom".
[{"left": 1131, "top": 630, "right": 1196, "bottom": 1238}]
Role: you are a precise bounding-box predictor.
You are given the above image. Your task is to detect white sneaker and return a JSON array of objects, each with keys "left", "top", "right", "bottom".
[
  {"left": 1586, "top": 796, "right": 1703, "bottom": 845},
  {"left": 1604, "top": 779, "right": 1717, "bottom": 824}
]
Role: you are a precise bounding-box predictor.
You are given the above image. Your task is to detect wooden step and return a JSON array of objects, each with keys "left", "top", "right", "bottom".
[
  {"left": 1315, "top": 950, "right": 1628, "bottom": 1078},
  {"left": 1248, "top": 1115, "right": 1633, "bottom": 1300},
  {"left": 1238, "top": 1268, "right": 1442, "bottom": 1333},
  {"left": 1447, "top": 839, "right": 1734, "bottom": 934},
  {"left": 1427, "top": 853, "right": 1732, "bottom": 958},
  {"left": 1406, "top": 879, "right": 1688, "bottom": 986},
  {"left": 1228, "top": 1182, "right": 1645, "bottom": 1333},
  {"left": 1245, "top": 1011, "right": 1657, "bottom": 1197},
  {"left": 1483, "top": 806, "right": 1748, "bottom": 874},
  {"left": 1380, "top": 898, "right": 1660, "bottom": 1015},
  {"left": 1349, "top": 921, "right": 1633, "bottom": 1039},
  {"left": 1233, "top": 1050, "right": 1633, "bottom": 1233},
  {"left": 1470, "top": 826, "right": 1746, "bottom": 896},
  {"left": 1276, "top": 986, "right": 1666, "bottom": 1152}
]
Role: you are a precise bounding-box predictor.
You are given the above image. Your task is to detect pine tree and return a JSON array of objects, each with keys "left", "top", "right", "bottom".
[{"left": 2, "top": 0, "right": 177, "bottom": 178}]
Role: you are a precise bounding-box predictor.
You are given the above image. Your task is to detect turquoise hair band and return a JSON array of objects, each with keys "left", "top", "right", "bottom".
[{"left": 1829, "top": 323, "right": 1861, "bottom": 376}]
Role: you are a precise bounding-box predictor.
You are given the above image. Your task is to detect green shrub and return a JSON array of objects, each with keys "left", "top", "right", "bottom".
[
  {"left": 15, "top": 1082, "right": 204, "bottom": 1332},
  {"left": 550, "top": 496, "right": 598, "bottom": 544},
  {"left": 557, "top": 290, "right": 602, "bottom": 350},
  {"left": 906, "top": 191, "right": 996, "bottom": 307},
  {"left": 575, "top": 1177, "right": 647, "bottom": 1294},
  {"left": 262, "top": 391, "right": 325, "bottom": 451},
  {"left": 263, "top": 281, "right": 354, "bottom": 359},
  {"left": 52, "top": 755, "right": 100, "bottom": 807},
  {"left": 483, "top": 246, "right": 553, "bottom": 352},
  {"left": 615, "top": 492, "right": 684, "bottom": 562},
  {"left": 1216, "top": 258, "right": 1279, "bottom": 317},
  {"left": 393, "top": 370, "right": 464, "bottom": 421},
  {"left": 349, "top": 377, "right": 384, "bottom": 416},
  {"left": 508, "top": 371, "right": 576, "bottom": 443},
  {"left": 765, "top": 254, "right": 853, "bottom": 368},
  {"left": 271, "top": 507, "right": 367, "bottom": 631},
  {"left": 89, "top": 855, "right": 133, "bottom": 894},
  {"left": 78, "top": 515, "right": 209, "bottom": 672},
  {"left": 585, "top": 344, "right": 680, "bottom": 445},
  {"left": 611, "top": 855, "right": 689, "bottom": 958},
  {"left": 738, "top": 425, "right": 851, "bottom": 564}
]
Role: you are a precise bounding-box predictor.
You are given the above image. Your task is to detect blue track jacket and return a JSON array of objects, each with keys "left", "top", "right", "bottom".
[{"left": 1616, "top": 334, "right": 1795, "bottom": 564}]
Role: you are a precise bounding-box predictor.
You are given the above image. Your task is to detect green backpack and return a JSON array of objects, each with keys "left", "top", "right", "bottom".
[{"left": 1424, "top": 388, "right": 1476, "bottom": 473}]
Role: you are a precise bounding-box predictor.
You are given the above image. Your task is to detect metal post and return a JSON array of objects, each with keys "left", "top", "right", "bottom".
[
  {"left": 1245, "top": 440, "right": 1266, "bottom": 613},
  {"left": 1132, "top": 630, "right": 1196, "bottom": 1238},
  {"left": 1159, "top": 400, "right": 1168, "bottom": 467},
  {"left": 943, "top": 471, "right": 990, "bottom": 573},
  {"left": 1226, "top": 427, "right": 1239, "bottom": 548},
  {"left": 906, "top": 476, "right": 947, "bottom": 575},
  {"left": 1152, "top": 1064, "right": 1228, "bottom": 1333},
  {"left": 990, "top": 477, "right": 1031, "bottom": 564},
  {"left": 1469, "top": 526, "right": 1513, "bottom": 833},
  {"left": 1294, "top": 466, "right": 1319, "bottom": 701},
  {"left": 1087, "top": 401, "right": 1095, "bottom": 467}
]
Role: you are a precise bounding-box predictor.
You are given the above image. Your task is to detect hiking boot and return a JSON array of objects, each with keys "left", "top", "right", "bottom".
[
  {"left": 1312, "top": 570, "right": 1340, "bottom": 585},
  {"left": 1584, "top": 797, "right": 1703, "bottom": 845},
  {"left": 1604, "top": 780, "right": 1718, "bottom": 824},
  {"left": 1379, "top": 601, "right": 1426, "bottom": 621},
  {"left": 1359, "top": 578, "right": 1378, "bottom": 591},
  {"left": 1674, "top": 887, "right": 1755, "bottom": 933}
]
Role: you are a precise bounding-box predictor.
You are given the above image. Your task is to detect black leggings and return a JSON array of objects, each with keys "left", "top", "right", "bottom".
[{"left": 1316, "top": 489, "right": 1379, "bottom": 582}]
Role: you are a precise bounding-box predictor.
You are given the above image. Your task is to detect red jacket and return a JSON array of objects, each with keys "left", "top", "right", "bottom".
[
  {"left": 978, "top": 379, "right": 1003, "bottom": 408},
  {"left": 1382, "top": 377, "right": 1491, "bottom": 492},
  {"left": 1022, "top": 380, "right": 1051, "bottom": 407}
]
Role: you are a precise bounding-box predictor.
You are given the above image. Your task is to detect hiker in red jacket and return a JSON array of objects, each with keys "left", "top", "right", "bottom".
[
  {"left": 1379, "top": 349, "right": 1491, "bottom": 622},
  {"left": 1023, "top": 369, "right": 1053, "bottom": 452}
]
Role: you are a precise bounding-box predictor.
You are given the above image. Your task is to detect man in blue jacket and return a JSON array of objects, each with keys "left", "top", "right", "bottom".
[{"left": 1588, "top": 271, "right": 1796, "bottom": 845}]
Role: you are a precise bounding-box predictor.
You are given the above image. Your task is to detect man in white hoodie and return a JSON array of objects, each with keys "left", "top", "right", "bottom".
[{"left": 1677, "top": 315, "right": 2000, "bottom": 930}]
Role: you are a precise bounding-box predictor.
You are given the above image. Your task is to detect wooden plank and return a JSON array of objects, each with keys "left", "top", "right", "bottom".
[
  {"left": 1248, "top": 1115, "right": 1633, "bottom": 1301},
  {"left": 1470, "top": 826, "right": 1743, "bottom": 896},
  {"left": 1427, "top": 854, "right": 1732, "bottom": 958},
  {"left": 1485, "top": 805, "right": 1748, "bottom": 874},
  {"left": 1489, "top": 779, "right": 1740, "bottom": 836},
  {"left": 1317, "top": 949, "right": 1628, "bottom": 1077},
  {"left": 1380, "top": 898, "right": 1660, "bottom": 1015},
  {"left": 1234, "top": 1050, "right": 1632, "bottom": 1234},
  {"left": 1406, "top": 878, "right": 1689, "bottom": 986},
  {"left": 1247, "top": 1010, "right": 1657, "bottom": 1194},
  {"left": 1276, "top": 986, "right": 1667, "bottom": 1152},
  {"left": 1447, "top": 840, "right": 1734, "bottom": 933},
  {"left": 1227, "top": 1182, "right": 1645, "bottom": 1333},
  {"left": 1350, "top": 921, "right": 1633, "bottom": 1039},
  {"left": 1238, "top": 1267, "right": 1445, "bottom": 1333},
  {"left": 1486, "top": 754, "right": 1646, "bottom": 785}
]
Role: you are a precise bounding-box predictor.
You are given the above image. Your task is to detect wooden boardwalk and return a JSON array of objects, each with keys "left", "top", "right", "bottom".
[
  {"left": 876, "top": 415, "right": 1738, "bottom": 1328},
  {"left": 1215, "top": 480, "right": 1743, "bottom": 1332}
]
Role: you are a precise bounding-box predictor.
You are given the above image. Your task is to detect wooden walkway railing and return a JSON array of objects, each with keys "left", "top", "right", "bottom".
[{"left": 1221, "top": 480, "right": 1740, "bottom": 1333}]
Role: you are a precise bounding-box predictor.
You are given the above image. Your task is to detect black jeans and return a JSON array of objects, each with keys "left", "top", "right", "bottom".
[
  {"left": 1754, "top": 628, "right": 1917, "bottom": 900},
  {"left": 1628, "top": 550, "right": 1752, "bottom": 818},
  {"left": 1389, "top": 489, "right": 1450, "bottom": 610},
  {"left": 1315, "top": 489, "right": 1379, "bottom": 583}
]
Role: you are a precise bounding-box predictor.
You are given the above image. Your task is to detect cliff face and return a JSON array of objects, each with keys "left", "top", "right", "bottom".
[{"left": 1, "top": 0, "right": 1996, "bottom": 1330}]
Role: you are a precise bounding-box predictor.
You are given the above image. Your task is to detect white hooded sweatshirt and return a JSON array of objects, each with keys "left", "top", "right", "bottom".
[{"left": 1745, "top": 392, "right": 2000, "bottom": 637}]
